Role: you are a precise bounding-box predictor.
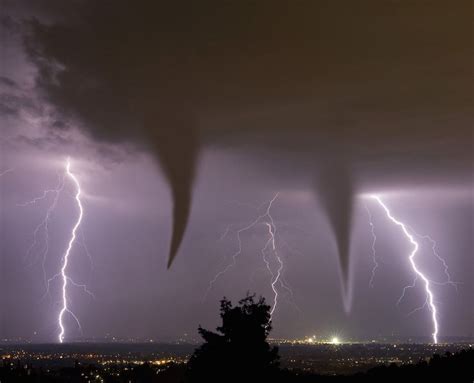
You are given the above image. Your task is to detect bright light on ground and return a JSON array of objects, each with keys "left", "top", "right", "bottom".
[{"left": 330, "top": 337, "right": 340, "bottom": 345}]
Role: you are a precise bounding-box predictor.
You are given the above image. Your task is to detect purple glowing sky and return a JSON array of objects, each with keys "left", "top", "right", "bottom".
[{"left": 0, "top": 1, "right": 472, "bottom": 343}]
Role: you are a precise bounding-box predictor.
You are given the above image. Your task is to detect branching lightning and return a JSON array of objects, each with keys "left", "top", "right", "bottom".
[
  {"left": 412, "top": 232, "right": 459, "bottom": 291},
  {"left": 370, "top": 195, "right": 442, "bottom": 344},
  {"left": 364, "top": 203, "right": 378, "bottom": 288},
  {"left": 58, "top": 158, "right": 84, "bottom": 343},
  {"left": 395, "top": 231, "right": 459, "bottom": 306},
  {"left": 262, "top": 222, "right": 283, "bottom": 316},
  {"left": 18, "top": 158, "right": 92, "bottom": 343},
  {"left": 206, "top": 193, "right": 298, "bottom": 318},
  {"left": 20, "top": 173, "right": 65, "bottom": 293}
]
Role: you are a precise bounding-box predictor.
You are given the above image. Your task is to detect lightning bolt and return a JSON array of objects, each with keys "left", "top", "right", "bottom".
[
  {"left": 0, "top": 168, "right": 14, "bottom": 177},
  {"left": 206, "top": 193, "right": 298, "bottom": 318},
  {"left": 364, "top": 203, "right": 378, "bottom": 288},
  {"left": 218, "top": 226, "right": 230, "bottom": 241},
  {"left": 413, "top": 233, "right": 459, "bottom": 291},
  {"left": 20, "top": 173, "right": 65, "bottom": 279},
  {"left": 371, "top": 195, "right": 440, "bottom": 344},
  {"left": 262, "top": 222, "right": 283, "bottom": 316},
  {"left": 395, "top": 231, "right": 459, "bottom": 306},
  {"left": 57, "top": 158, "right": 85, "bottom": 343},
  {"left": 18, "top": 158, "right": 92, "bottom": 343}
]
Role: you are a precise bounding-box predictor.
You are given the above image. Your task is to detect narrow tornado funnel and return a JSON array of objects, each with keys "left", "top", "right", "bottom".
[
  {"left": 147, "top": 110, "right": 198, "bottom": 268},
  {"left": 317, "top": 163, "right": 354, "bottom": 312}
]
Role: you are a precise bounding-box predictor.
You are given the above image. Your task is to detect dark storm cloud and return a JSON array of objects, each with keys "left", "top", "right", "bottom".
[
  {"left": 0, "top": 76, "right": 18, "bottom": 88},
  {"left": 0, "top": 99, "right": 19, "bottom": 117},
  {"left": 1, "top": 12, "right": 20, "bottom": 33},
  {"left": 13, "top": 131, "right": 71, "bottom": 150},
  {"left": 0, "top": 71, "right": 72, "bottom": 150},
  {"left": 19, "top": 1, "right": 472, "bottom": 284},
  {"left": 0, "top": 92, "right": 36, "bottom": 117}
]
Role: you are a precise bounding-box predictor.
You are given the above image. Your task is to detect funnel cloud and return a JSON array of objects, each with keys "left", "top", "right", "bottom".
[
  {"left": 317, "top": 163, "right": 354, "bottom": 306},
  {"left": 16, "top": 0, "right": 473, "bottom": 284},
  {"left": 146, "top": 108, "right": 198, "bottom": 267}
]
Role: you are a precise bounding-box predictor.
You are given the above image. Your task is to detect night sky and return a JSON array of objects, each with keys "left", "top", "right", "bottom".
[{"left": 1, "top": 1, "right": 472, "bottom": 343}]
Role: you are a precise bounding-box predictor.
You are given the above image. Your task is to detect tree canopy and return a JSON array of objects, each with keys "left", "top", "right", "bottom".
[{"left": 186, "top": 294, "right": 280, "bottom": 382}]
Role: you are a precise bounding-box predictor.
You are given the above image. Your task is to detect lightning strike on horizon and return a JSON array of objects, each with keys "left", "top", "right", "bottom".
[
  {"left": 18, "top": 159, "right": 92, "bottom": 343},
  {"left": 371, "top": 195, "right": 440, "bottom": 344},
  {"left": 206, "top": 193, "right": 297, "bottom": 318},
  {"left": 366, "top": 195, "right": 458, "bottom": 309},
  {"left": 58, "top": 158, "right": 85, "bottom": 343}
]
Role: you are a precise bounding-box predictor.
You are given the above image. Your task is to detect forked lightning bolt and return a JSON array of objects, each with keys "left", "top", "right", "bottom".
[
  {"left": 396, "top": 231, "right": 458, "bottom": 306},
  {"left": 58, "top": 158, "right": 84, "bottom": 343},
  {"left": 371, "top": 195, "right": 442, "bottom": 343},
  {"left": 20, "top": 172, "right": 65, "bottom": 288},
  {"left": 206, "top": 193, "right": 297, "bottom": 317},
  {"left": 262, "top": 222, "right": 283, "bottom": 316},
  {"left": 18, "top": 158, "right": 92, "bottom": 343},
  {"left": 364, "top": 203, "right": 378, "bottom": 288}
]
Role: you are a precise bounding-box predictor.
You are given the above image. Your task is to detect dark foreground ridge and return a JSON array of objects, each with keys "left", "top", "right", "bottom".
[
  {"left": 2, "top": 295, "right": 473, "bottom": 382},
  {"left": 2, "top": 348, "right": 473, "bottom": 382}
]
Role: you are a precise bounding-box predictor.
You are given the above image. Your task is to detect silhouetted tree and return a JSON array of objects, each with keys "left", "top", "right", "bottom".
[{"left": 186, "top": 294, "right": 280, "bottom": 382}]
